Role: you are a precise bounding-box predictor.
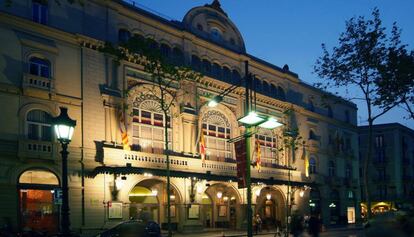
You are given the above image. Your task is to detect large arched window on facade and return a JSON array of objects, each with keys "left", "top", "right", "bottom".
[
  {"left": 255, "top": 128, "right": 278, "bottom": 167},
  {"left": 26, "top": 109, "right": 52, "bottom": 141},
  {"left": 132, "top": 100, "right": 171, "bottom": 154},
  {"left": 202, "top": 110, "right": 232, "bottom": 162}
]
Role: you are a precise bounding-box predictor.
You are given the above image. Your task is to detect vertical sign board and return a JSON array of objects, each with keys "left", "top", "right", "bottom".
[{"left": 235, "top": 139, "right": 247, "bottom": 188}]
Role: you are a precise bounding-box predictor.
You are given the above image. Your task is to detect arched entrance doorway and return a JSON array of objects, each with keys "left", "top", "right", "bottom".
[
  {"left": 204, "top": 183, "right": 240, "bottom": 229},
  {"left": 255, "top": 187, "right": 285, "bottom": 230},
  {"left": 128, "top": 179, "right": 181, "bottom": 230},
  {"left": 18, "top": 169, "right": 60, "bottom": 234}
]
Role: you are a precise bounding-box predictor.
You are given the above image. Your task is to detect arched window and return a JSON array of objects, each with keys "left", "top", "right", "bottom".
[
  {"left": 345, "top": 110, "right": 350, "bottom": 123},
  {"left": 309, "top": 100, "right": 315, "bottom": 112},
  {"left": 262, "top": 81, "right": 269, "bottom": 95},
  {"left": 118, "top": 29, "right": 131, "bottom": 43},
  {"left": 327, "top": 106, "right": 333, "bottom": 118},
  {"left": 202, "top": 59, "right": 212, "bottom": 76},
  {"left": 345, "top": 164, "right": 352, "bottom": 179},
  {"left": 255, "top": 128, "right": 278, "bottom": 167},
  {"left": 172, "top": 47, "right": 184, "bottom": 66},
  {"left": 254, "top": 78, "right": 262, "bottom": 93},
  {"left": 202, "top": 110, "right": 232, "bottom": 162},
  {"left": 270, "top": 84, "right": 277, "bottom": 97},
  {"left": 309, "top": 157, "right": 317, "bottom": 174},
  {"left": 19, "top": 169, "right": 59, "bottom": 185},
  {"left": 29, "top": 57, "right": 50, "bottom": 78},
  {"left": 160, "top": 43, "right": 171, "bottom": 58},
  {"left": 277, "top": 87, "right": 286, "bottom": 100},
  {"left": 222, "top": 66, "right": 231, "bottom": 83},
  {"left": 328, "top": 160, "right": 336, "bottom": 177},
  {"left": 147, "top": 39, "right": 159, "bottom": 50},
  {"left": 191, "top": 55, "right": 201, "bottom": 72},
  {"left": 26, "top": 109, "right": 52, "bottom": 141},
  {"left": 32, "top": 0, "right": 48, "bottom": 24},
  {"left": 132, "top": 100, "right": 171, "bottom": 154},
  {"left": 212, "top": 63, "right": 222, "bottom": 80},
  {"left": 231, "top": 70, "right": 241, "bottom": 84},
  {"left": 309, "top": 129, "right": 317, "bottom": 140}
]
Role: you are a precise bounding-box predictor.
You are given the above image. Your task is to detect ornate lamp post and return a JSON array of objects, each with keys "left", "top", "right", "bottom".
[{"left": 52, "top": 107, "right": 76, "bottom": 237}]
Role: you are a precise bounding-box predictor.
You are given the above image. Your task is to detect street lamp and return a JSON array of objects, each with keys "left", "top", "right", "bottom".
[{"left": 52, "top": 107, "right": 76, "bottom": 237}]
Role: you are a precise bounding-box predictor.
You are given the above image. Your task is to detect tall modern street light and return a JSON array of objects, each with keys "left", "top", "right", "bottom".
[
  {"left": 209, "top": 61, "right": 282, "bottom": 237},
  {"left": 52, "top": 107, "right": 76, "bottom": 237}
]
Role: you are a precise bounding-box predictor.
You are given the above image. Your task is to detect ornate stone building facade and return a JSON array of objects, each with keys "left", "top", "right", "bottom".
[{"left": 0, "top": 0, "right": 360, "bottom": 234}]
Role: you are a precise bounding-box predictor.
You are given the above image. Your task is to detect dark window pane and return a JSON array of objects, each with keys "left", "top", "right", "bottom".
[
  {"left": 41, "top": 126, "right": 52, "bottom": 141},
  {"left": 208, "top": 125, "right": 216, "bottom": 131},
  {"left": 28, "top": 124, "right": 38, "bottom": 140},
  {"left": 40, "top": 66, "right": 49, "bottom": 78},
  {"left": 218, "top": 127, "right": 225, "bottom": 133},
  {"left": 141, "top": 111, "right": 151, "bottom": 118},
  {"left": 30, "top": 63, "right": 39, "bottom": 75}
]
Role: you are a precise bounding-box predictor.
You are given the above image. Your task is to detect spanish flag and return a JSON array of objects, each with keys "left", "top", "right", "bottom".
[
  {"left": 118, "top": 108, "right": 130, "bottom": 151},
  {"left": 200, "top": 129, "right": 206, "bottom": 163},
  {"left": 256, "top": 140, "right": 261, "bottom": 172}
]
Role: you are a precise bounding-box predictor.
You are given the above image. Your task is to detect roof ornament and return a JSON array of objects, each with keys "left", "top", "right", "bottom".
[{"left": 205, "top": 0, "right": 228, "bottom": 16}]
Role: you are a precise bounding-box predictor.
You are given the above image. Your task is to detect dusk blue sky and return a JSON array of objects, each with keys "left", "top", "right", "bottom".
[{"left": 133, "top": 0, "right": 414, "bottom": 129}]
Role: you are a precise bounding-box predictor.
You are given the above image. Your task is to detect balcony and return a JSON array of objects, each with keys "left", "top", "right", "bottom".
[
  {"left": 18, "top": 139, "right": 57, "bottom": 160},
  {"left": 22, "top": 73, "right": 55, "bottom": 93},
  {"left": 101, "top": 146, "right": 304, "bottom": 183}
]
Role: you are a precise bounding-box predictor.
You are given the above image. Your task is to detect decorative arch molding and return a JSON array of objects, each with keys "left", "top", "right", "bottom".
[
  {"left": 11, "top": 164, "right": 61, "bottom": 186},
  {"left": 206, "top": 182, "right": 242, "bottom": 204},
  {"left": 18, "top": 102, "right": 57, "bottom": 136},
  {"left": 199, "top": 103, "right": 239, "bottom": 138},
  {"left": 118, "top": 176, "right": 183, "bottom": 205}
]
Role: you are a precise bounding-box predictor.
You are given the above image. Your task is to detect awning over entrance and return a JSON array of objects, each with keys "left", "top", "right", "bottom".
[{"left": 88, "top": 165, "right": 313, "bottom": 187}]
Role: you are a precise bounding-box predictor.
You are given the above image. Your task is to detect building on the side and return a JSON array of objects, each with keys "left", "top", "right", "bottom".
[
  {"left": 359, "top": 123, "right": 414, "bottom": 215},
  {"left": 0, "top": 0, "right": 360, "bottom": 234}
]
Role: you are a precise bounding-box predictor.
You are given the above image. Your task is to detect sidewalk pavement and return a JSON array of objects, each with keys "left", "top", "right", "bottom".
[{"left": 167, "top": 225, "right": 364, "bottom": 237}]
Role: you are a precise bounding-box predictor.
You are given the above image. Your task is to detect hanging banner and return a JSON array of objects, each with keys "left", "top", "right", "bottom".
[{"left": 235, "top": 139, "right": 247, "bottom": 188}]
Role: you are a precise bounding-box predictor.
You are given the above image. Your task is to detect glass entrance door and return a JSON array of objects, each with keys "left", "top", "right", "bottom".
[{"left": 19, "top": 189, "right": 59, "bottom": 234}]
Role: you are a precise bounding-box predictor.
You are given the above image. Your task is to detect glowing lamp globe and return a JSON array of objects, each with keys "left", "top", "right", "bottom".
[{"left": 53, "top": 107, "right": 76, "bottom": 144}]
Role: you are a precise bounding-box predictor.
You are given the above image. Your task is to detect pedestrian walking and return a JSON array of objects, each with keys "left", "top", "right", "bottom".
[
  {"left": 254, "top": 214, "right": 262, "bottom": 234},
  {"left": 308, "top": 215, "right": 320, "bottom": 237}
]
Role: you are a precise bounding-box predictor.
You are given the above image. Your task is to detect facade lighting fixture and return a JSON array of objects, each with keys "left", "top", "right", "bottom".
[
  {"left": 258, "top": 117, "right": 283, "bottom": 129},
  {"left": 238, "top": 111, "right": 265, "bottom": 126},
  {"left": 208, "top": 96, "right": 223, "bottom": 107}
]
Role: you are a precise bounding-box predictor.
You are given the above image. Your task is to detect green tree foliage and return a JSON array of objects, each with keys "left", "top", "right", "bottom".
[
  {"left": 375, "top": 35, "right": 414, "bottom": 119},
  {"left": 314, "top": 8, "right": 407, "bottom": 219}
]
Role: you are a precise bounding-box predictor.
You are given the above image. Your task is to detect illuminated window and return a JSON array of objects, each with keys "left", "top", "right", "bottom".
[
  {"left": 26, "top": 110, "right": 52, "bottom": 141},
  {"left": 202, "top": 110, "right": 232, "bottom": 162},
  {"left": 255, "top": 128, "right": 278, "bottom": 167},
  {"left": 32, "top": 0, "right": 48, "bottom": 25},
  {"left": 132, "top": 100, "right": 171, "bottom": 154},
  {"left": 29, "top": 57, "right": 50, "bottom": 78}
]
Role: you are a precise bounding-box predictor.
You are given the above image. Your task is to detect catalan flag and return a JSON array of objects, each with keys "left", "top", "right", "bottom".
[
  {"left": 200, "top": 129, "right": 206, "bottom": 163},
  {"left": 255, "top": 140, "right": 261, "bottom": 172},
  {"left": 118, "top": 108, "right": 130, "bottom": 151}
]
